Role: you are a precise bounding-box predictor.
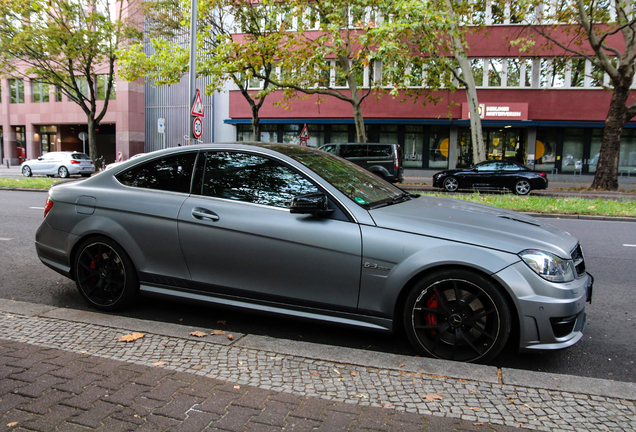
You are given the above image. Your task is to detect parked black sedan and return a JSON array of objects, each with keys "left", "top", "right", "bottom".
[{"left": 433, "top": 161, "right": 548, "bottom": 195}]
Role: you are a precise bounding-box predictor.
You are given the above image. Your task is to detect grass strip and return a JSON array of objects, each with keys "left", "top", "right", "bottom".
[
  {"left": 420, "top": 192, "right": 636, "bottom": 218},
  {"left": 0, "top": 178, "right": 62, "bottom": 190}
]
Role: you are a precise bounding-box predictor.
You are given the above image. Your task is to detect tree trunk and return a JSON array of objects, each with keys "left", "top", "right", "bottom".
[
  {"left": 251, "top": 105, "right": 261, "bottom": 142},
  {"left": 591, "top": 81, "right": 630, "bottom": 190},
  {"left": 339, "top": 54, "right": 366, "bottom": 142},
  {"left": 87, "top": 116, "right": 99, "bottom": 166},
  {"left": 445, "top": 0, "right": 485, "bottom": 164}
]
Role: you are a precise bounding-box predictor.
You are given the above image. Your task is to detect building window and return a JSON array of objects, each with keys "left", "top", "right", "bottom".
[
  {"left": 330, "top": 125, "right": 349, "bottom": 143},
  {"left": 10, "top": 79, "right": 24, "bottom": 103},
  {"left": 260, "top": 124, "right": 278, "bottom": 142},
  {"left": 561, "top": 128, "right": 585, "bottom": 173},
  {"left": 283, "top": 124, "right": 301, "bottom": 145},
  {"left": 379, "top": 125, "right": 398, "bottom": 143},
  {"left": 535, "top": 128, "right": 558, "bottom": 172},
  {"left": 55, "top": 86, "right": 62, "bottom": 102},
  {"left": 32, "top": 80, "right": 50, "bottom": 103},
  {"left": 237, "top": 125, "right": 253, "bottom": 142},
  {"left": 620, "top": 129, "right": 636, "bottom": 174},
  {"left": 96, "top": 75, "right": 116, "bottom": 100}
]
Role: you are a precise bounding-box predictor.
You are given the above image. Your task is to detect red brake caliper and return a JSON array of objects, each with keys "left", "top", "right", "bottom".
[{"left": 425, "top": 294, "right": 438, "bottom": 335}]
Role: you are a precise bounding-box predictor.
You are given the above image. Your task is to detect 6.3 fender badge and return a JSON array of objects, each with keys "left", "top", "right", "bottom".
[{"left": 363, "top": 262, "right": 391, "bottom": 272}]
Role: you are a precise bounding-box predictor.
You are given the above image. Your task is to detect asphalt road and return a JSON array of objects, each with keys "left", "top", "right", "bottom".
[{"left": 1, "top": 189, "right": 635, "bottom": 384}]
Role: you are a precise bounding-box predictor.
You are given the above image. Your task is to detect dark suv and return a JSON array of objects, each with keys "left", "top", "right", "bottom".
[{"left": 319, "top": 143, "right": 404, "bottom": 183}]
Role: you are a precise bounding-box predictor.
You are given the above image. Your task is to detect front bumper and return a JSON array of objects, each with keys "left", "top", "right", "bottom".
[{"left": 494, "top": 261, "right": 593, "bottom": 352}]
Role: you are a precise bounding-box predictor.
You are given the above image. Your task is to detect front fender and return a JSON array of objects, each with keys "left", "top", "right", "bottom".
[{"left": 357, "top": 226, "right": 519, "bottom": 318}]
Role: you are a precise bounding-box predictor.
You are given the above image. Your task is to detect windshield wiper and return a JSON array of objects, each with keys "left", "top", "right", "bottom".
[{"left": 369, "top": 192, "right": 412, "bottom": 209}]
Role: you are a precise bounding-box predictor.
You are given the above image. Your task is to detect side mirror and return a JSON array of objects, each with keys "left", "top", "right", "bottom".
[
  {"left": 290, "top": 193, "right": 334, "bottom": 217},
  {"left": 38, "top": 157, "right": 43, "bottom": 161}
]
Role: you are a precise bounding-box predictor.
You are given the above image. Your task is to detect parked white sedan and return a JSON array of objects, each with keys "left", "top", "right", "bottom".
[{"left": 21, "top": 152, "right": 94, "bottom": 178}]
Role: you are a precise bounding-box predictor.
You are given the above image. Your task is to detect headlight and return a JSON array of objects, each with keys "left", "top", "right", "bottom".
[{"left": 519, "top": 250, "right": 575, "bottom": 283}]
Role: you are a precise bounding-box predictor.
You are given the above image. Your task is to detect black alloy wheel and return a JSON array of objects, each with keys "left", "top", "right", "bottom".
[
  {"left": 443, "top": 177, "right": 459, "bottom": 192},
  {"left": 514, "top": 179, "right": 531, "bottom": 195},
  {"left": 404, "top": 269, "right": 511, "bottom": 363},
  {"left": 74, "top": 237, "right": 138, "bottom": 310},
  {"left": 22, "top": 166, "right": 32, "bottom": 177}
]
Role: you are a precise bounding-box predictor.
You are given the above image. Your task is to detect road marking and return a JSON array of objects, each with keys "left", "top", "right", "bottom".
[
  {"left": 0, "top": 238, "right": 12, "bottom": 241},
  {"left": 624, "top": 244, "right": 636, "bottom": 248},
  {"left": 30, "top": 207, "right": 44, "bottom": 210}
]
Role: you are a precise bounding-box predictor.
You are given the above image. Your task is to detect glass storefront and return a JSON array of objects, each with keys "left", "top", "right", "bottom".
[
  {"left": 620, "top": 129, "right": 636, "bottom": 174},
  {"left": 535, "top": 129, "right": 558, "bottom": 172},
  {"left": 561, "top": 128, "right": 585, "bottom": 173},
  {"left": 430, "top": 126, "right": 450, "bottom": 169},
  {"left": 404, "top": 125, "right": 424, "bottom": 168}
]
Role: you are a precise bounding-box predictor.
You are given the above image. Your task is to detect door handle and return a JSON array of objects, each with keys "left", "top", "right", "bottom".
[{"left": 192, "top": 208, "right": 220, "bottom": 221}]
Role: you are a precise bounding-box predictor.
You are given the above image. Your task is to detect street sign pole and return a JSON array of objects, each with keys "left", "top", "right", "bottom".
[{"left": 188, "top": 0, "right": 198, "bottom": 145}]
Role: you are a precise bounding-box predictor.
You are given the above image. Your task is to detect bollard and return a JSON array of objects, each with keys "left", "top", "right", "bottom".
[{"left": 5, "top": 160, "right": 8, "bottom": 169}]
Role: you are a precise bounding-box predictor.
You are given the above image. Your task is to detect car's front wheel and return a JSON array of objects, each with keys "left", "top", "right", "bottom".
[
  {"left": 443, "top": 177, "right": 459, "bottom": 192},
  {"left": 74, "top": 237, "right": 139, "bottom": 311},
  {"left": 22, "top": 166, "right": 32, "bottom": 177},
  {"left": 514, "top": 179, "right": 531, "bottom": 195},
  {"left": 403, "top": 269, "right": 511, "bottom": 363},
  {"left": 58, "top": 166, "right": 70, "bottom": 178}
]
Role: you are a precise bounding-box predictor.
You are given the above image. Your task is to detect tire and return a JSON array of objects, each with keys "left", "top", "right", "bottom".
[
  {"left": 403, "top": 269, "right": 511, "bottom": 363},
  {"left": 514, "top": 179, "right": 531, "bottom": 195},
  {"left": 22, "top": 166, "right": 32, "bottom": 177},
  {"left": 443, "top": 177, "right": 459, "bottom": 193},
  {"left": 58, "top": 166, "right": 70, "bottom": 178},
  {"left": 74, "top": 237, "right": 139, "bottom": 311}
]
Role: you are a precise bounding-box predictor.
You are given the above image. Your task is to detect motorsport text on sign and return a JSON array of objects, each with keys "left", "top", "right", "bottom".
[{"left": 462, "top": 102, "right": 528, "bottom": 121}]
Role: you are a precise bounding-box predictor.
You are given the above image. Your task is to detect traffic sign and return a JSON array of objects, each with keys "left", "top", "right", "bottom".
[
  {"left": 158, "top": 118, "right": 165, "bottom": 134},
  {"left": 193, "top": 117, "right": 203, "bottom": 139},
  {"left": 299, "top": 124, "right": 310, "bottom": 139},
  {"left": 191, "top": 89, "right": 205, "bottom": 118}
]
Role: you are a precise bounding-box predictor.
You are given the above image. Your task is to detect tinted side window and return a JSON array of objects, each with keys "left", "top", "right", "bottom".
[
  {"left": 476, "top": 162, "right": 498, "bottom": 171},
  {"left": 340, "top": 145, "right": 367, "bottom": 158},
  {"left": 116, "top": 152, "right": 197, "bottom": 193},
  {"left": 198, "top": 152, "right": 319, "bottom": 208},
  {"left": 321, "top": 145, "right": 336, "bottom": 154},
  {"left": 367, "top": 145, "right": 392, "bottom": 157},
  {"left": 72, "top": 153, "right": 91, "bottom": 160}
]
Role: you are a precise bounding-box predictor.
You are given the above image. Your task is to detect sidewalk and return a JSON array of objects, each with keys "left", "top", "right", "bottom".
[{"left": 0, "top": 299, "right": 634, "bottom": 431}]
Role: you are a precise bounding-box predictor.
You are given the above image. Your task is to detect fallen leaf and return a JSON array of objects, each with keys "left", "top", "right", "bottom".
[
  {"left": 553, "top": 377, "right": 560, "bottom": 380},
  {"left": 227, "top": 334, "right": 234, "bottom": 340},
  {"left": 356, "top": 394, "right": 368, "bottom": 398},
  {"left": 310, "top": 373, "right": 320, "bottom": 377},
  {"left": 351, "top": 372, "right": 357, "bottom": 376},
  {"left": 469, "top": 389, "right": 476, "bottom": 393},
  {"left": 381, "top": 403, "right": 392, "bottom": 407},
  {"left": 119, "top": 332, "right": 144, "bottom": 342},
  {"left": 473, "top": 422, "right": 484, "bottom": 426},
  {"left": 423, "top": 394, "right": 443, "bottom": 402},
  {"left": 189, "top": 331, "right": 207, "bottom": 338},
  {"left": 470, "top": 407, "right": 479, "bottom": 410},
  {"left": 7, "top": 422, "right": 18, "bottom": 427},
  {"left": 162, "top": 344, "right": 175, "bottom": 347},
  {"left": 398, "top": 363, "right": 406, "bottom": 367},
  {"left": 234, "top": 385, "right": 240, "bottom": 389},
  {"left": 334, "top": 369, "right": 341, "bottom": 375},
  {"left": 217, "top": 320, "right": 226, "bottom": 325},
  {"left": 211, "top": 330, "right": 226, "bottom": 335},
  {"left": 152, "top": 362, "right": 166, "bottom": 366}
]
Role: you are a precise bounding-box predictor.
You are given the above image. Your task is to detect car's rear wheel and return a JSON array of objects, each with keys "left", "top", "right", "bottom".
[
  {"left": 58, "top": 166, "right": 70, "bottom": 178},
  {"left": 403, "top": 269, "right": 511, "bottom": 363},
  {"left": 443, "top": 177, "right": 459, "bottom": 192},
  {"left": 514, "top": 179, "right": 531, "bottom": 195},
  {"left": 74, "top": 237, "right": 139, "bottom": 311},
  {"left": 22, "top": 166, "right": 32, "bottom": 177}
]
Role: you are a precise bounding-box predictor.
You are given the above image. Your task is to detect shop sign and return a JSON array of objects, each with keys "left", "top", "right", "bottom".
[{"left": 462, "top": 103, "right": 528, "bottom": 121}]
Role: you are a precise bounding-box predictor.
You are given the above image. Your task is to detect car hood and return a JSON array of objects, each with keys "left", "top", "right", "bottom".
[{"left": 369, "top": 196, "right": 578, "bottom": 258}]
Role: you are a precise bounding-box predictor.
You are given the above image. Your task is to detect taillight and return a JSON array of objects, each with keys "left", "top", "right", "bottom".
[
  {"left": 44, "top": 197, "right": 54, "bottom": 218},
  {"left": 394, "top": 150, "right": 399, "bottom": 171},
  {"left": 70, "top": 160, "right": 80, "bottom": 164},
  {"left": 540, "top": 172, "right": 547, "bottom": 178}
]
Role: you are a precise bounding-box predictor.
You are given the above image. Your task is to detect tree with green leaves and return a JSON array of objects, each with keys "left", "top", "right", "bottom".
[
  {"left": 0, "top": 0, "right": 141, "bottom": 165},
  {"left": 119, "top": 0, "right": 294, "bottom": 140},
  {"left": 511, "top": 0, "right": 636, "bottom": 190}
]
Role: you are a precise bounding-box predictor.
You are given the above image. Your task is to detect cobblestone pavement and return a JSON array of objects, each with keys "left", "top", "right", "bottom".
[{"left": 0, "top": 311, "right": 634, "bottom": 431}]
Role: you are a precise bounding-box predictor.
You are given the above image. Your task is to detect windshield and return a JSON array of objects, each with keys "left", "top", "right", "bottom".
[{"left": 289, "top": 152, "right": 405, "bottom": 209}]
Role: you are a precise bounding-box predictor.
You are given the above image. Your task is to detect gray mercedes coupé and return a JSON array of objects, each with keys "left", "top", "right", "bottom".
[{"left": 34, "top": 143, "right": 593, "bottom": 363}]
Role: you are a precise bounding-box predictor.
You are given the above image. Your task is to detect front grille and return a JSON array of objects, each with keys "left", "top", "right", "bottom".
[
  {"left": 571, "top": 244, "right": 586, "bottom": 277},
  {"left": 550, "top": 315, "right": 577, "bottom": 338}
]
